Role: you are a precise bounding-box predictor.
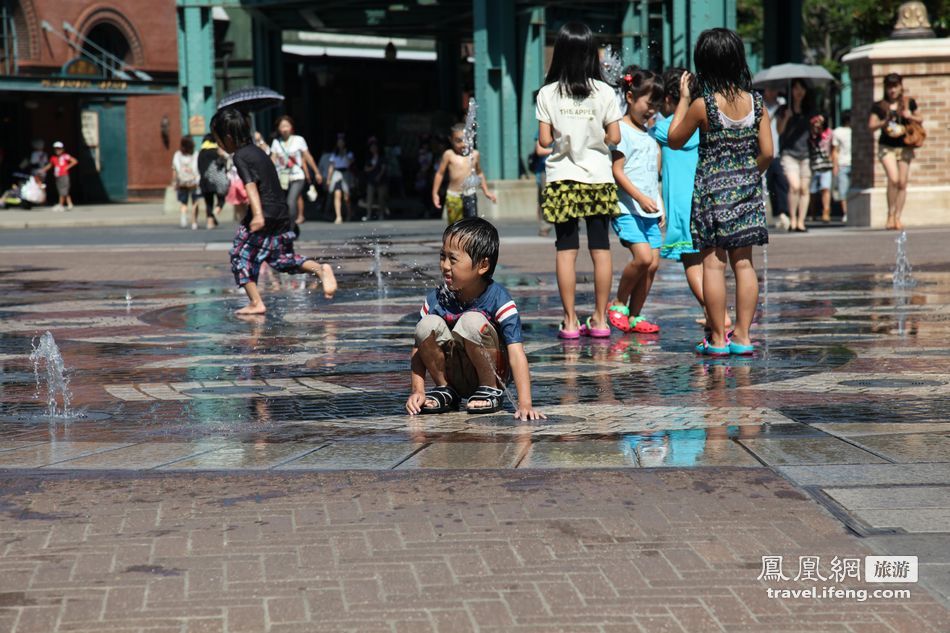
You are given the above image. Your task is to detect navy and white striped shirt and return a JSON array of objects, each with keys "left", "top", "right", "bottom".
[{"left": 420, "top": 281, "right": 523, "bottom": 345}]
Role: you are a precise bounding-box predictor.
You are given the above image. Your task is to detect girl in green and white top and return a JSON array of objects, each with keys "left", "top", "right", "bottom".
[{"left": 536, "top": 22, "right": 622, "bottom": 340}]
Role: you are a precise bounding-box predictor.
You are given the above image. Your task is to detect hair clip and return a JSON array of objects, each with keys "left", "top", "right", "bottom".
[{"left": 623, "top": 74, "right": 633, "bottom": 83}]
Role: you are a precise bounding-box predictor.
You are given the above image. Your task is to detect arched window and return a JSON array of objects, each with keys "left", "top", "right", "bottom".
[{"left": 85, "top": 21, "right": 131, "bottom": 65}]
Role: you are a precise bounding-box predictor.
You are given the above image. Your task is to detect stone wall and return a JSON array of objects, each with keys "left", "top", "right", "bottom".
[{"left": 844, "top": 39, "right": 950, "bottom": 227}]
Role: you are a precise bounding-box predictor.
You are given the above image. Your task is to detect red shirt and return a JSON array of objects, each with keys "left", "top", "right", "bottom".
[{"left": 51, "top": 154, "right": 74, "bottom": 178}]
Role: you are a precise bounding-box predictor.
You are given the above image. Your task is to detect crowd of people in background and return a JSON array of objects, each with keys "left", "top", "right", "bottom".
[{"left": 169, "top": 119, "right": 466, "bottom": 228}]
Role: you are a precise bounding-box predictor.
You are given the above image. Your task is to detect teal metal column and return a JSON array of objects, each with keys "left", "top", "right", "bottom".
[
  {"left": 518, "top": 6, "right": 544, "bottom": 175},
  {"left": 177, "top": 5, "right": 216, "bottom": 139},
  {"left": 473, "top": 0, "right": 518, "bottom": 181},
  {"left": 621, "top": 0, "right": 649, "bottom": 68}
]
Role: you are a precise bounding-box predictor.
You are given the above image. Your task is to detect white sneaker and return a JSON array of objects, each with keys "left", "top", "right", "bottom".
[
  {"left": 191, "top": 222, "right": 198, "bottom": 230},
  {"left": 776, "top": 213, "right": 791, "bottom": 231},
  {"left": 180, "top": 214, "right": 188, "bottom": 228},
  {"left": 52, "top": 204, "right": 64, "bottom": 213}
]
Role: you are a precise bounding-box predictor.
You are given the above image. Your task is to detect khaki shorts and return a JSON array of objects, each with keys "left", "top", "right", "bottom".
[
  {"left": 780, "top": 154, "right": 811, "bottom": 186},
  {"left": 415, "top": 312, "right": 509, "bottom": 397},
  {"left": 878, "top": 145, "right": 915, "bottom": 163}
]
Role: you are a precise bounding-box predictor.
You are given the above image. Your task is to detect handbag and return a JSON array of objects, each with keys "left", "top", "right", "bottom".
[
  {"left": 277, "top": 139, "right": 297, "bottom": 190},
  {"left": 902, "top": 98, "right": 926, "bottom": 148},
  {"left": 203, "top": 158, "right": 231, "bottom": 196}
]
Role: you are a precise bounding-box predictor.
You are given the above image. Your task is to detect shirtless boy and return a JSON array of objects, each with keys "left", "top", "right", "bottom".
[{"left": 432, "top": 123, "right": 496, "bottom": 224}]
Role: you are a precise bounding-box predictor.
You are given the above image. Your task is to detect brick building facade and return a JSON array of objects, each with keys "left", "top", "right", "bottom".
[
  {"left": 0, "top": 0, "right": 181, "bottom": 201},
  {"left": 845, "top": 38, "right": 950, "bottom": 227}
]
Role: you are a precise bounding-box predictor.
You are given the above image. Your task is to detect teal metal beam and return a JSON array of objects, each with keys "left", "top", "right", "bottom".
[
  {"left": 177, "top": 5, "right": 216, "bottom": 140},
  {"left": 689, "top": 0, "right": 735, "bottom": 44},
  {"left": 518, "top": 6, "right": 544, "bottom": 175},
  {"left": 473, "top": 0, "right": 518, "bottom": 181}
]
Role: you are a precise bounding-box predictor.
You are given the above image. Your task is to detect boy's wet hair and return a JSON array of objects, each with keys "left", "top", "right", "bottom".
[
  {"left": 450, "top": 123, "right": 465, "bottom": 136},
  {"left": 693, "top": 28, "right": 751, "bottom": 100},
  {"left": 180, "top": 136, "right": 195, "bottom": 154},
  {"left": 210, "top": 108, "right": 252, "bottom": 147},
  {"left": 443, "top": 217, "right": 499, "bottom": 279},
  {"left": 841, "top": 110, "right": 851, "bottom": 126},
  {"left": 620, "top": 66, "right": 664, "bottom": 106}
]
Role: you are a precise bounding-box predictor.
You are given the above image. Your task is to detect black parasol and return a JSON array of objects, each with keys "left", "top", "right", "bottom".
[{"left": 216, "top": 86, "right": 285, "bottom": 112}]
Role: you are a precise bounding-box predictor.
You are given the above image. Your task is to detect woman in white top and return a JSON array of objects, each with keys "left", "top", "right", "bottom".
[
  {"left": 271, "top": 116, "right": 321, "bottom": 225},
  {"left": 327, "top": 134, "right": 355, "bottom": 223}
]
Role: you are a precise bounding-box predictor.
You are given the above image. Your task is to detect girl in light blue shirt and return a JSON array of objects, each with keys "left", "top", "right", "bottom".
[{"left": 608, "top": 67, "right": 665, "bottom": 334}]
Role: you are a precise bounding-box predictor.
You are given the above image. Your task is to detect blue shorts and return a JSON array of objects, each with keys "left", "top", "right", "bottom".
[
  {"left": 809, "top": 170, "right": 832, "bottom": 194},
  {"left": 612, "top": 213, "right": 662, "bottom": 249},
  {"left": 177, "top": 187, "right": 198, "bottom": 204},
  {"left": 835, "top": 165, "right": 851, "bottom": 201}
]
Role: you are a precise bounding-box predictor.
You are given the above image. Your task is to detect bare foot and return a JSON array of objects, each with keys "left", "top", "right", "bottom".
[
  {"left": 320, "top": 263, "right": 337, "bottom": 299},
  {"left": 296, "top": 216, "right": 305, "bottom": 225},
  {"left": 333, "top": 217, "right": 342, "bottom": 225},
  {"left": 696, "top": 315, "right": 734, "bottom": 328},
  {"left": 236, "top": 303, "right": 266, "bottom": 315}
]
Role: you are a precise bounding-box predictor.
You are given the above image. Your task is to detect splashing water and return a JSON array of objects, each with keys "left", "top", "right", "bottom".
[
  {"left": 29, "top": 331, "right": 72, "bottom": 418},
  {"left": 125, "top": 290, "right": 132, "bottom": 311},
  {"left": 461, "top": 98, "right": 481, "bottom": 196},
  {"left": 601, "top": 44, "right": 624, "bottom": 86},
  {"left": 470, "top": 343, "right": 519, "bottom": 411},
  {"left": 372, "top": 241, "right": 386, "bottom": 299},
  {"left": 893, "top": 231, "right": 917, "bottom": 289}
]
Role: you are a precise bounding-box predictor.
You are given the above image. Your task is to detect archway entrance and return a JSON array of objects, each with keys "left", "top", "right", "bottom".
[{"left": 85, "top": 22, "right": 132, "bottom": 65}]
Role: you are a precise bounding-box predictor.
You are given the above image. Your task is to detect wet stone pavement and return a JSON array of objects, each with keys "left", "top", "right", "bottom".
[{"left": 0, "top": 225, "right": 948, "bottom": 631}]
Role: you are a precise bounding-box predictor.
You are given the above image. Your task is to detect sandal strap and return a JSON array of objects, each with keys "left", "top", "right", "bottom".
[
  {"left": 425, "top": 385, "right": 458, "bottom": 407},
  {"left": 469, "top": 386, "right": 504, "bottom": 401},
  {"left": 608, "top": 305, "right": 630, "bottom": 316}
]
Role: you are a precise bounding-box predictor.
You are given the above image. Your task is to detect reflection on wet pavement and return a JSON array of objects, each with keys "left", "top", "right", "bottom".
[{"left": 0, "top": 240, "right": 948, "bottom": 483}]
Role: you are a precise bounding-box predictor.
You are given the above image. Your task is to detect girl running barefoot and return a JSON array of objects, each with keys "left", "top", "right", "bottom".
[
  {"left": 211, "top": 108, "right": 337, "bottom": 315},
  {"left": 536, "top": 22, "right": 622, "bottom": 339},
  {"left": 607, "top": 67, "right": 665, "bottom": 335},
  {"left": 667, "top": 29, "right": 772, "bottom": 356}
]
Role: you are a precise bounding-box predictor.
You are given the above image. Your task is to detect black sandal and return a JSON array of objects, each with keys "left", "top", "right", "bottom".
[
  {"left": 420, "top": 385, "right": 460, "bottom": 414},
  {"left": 466, "top": 386, "right": 505, "bottom": 415}
]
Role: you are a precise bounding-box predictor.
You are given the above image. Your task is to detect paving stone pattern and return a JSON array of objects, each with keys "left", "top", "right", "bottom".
[
  {"left": 0, "top": 227, "right": 949, "bottom": 629},
  {"left": 0, "top": 469, "right": 946, "bottom": 633}
]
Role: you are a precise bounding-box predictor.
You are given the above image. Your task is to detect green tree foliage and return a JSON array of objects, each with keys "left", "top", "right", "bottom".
[
  {"left": 738, "top": 0, "right": 764, "bottom": 59},
  {"left": 740, "top": 0, "right": 949, "bottom": 75},
  {"left": 804, "top": 0, "right": 949, "bottom": 73}
]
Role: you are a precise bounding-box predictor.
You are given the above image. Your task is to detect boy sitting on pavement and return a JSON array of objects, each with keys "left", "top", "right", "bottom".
[
  {"left": 432, "top": 123, "right": 496, "bottom": 224},
  {"left": 406, "top": 218, "right": 544, "bottom": 420}
]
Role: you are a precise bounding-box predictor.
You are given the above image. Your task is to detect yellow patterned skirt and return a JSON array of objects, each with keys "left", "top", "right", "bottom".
[{"left": 541, "top": 181, "right": 619, "bottom": 224}]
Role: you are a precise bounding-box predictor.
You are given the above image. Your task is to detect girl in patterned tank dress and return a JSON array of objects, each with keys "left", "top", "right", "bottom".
[
  {"left": 667, "top": 28, "right": 773, "bottom": 356},
  {"left": 536, "top": 22, "right": 622, "bottom": 339}
]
